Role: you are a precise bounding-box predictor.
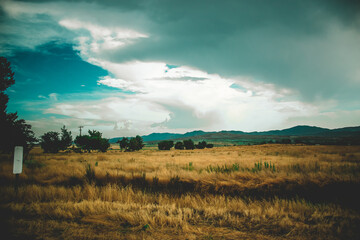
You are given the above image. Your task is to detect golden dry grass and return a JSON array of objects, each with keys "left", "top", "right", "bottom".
[{"left": 0, "top": 144, "right": 360, "bottom": 239}]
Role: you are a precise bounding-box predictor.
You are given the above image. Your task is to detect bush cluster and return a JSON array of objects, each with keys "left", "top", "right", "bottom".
[
  {"left": 158, "top": 139, "right": 214, "bottom": 150},
  {"left": 40, "top": 126, "right": 73, "bottom": 153},
  {"left": 158, "top": 140, "right": 174, "bottom": 150},
  {"left": 74, "top": 130, "right": 110, "bottom": 152},
  {"left": 117, "top": 135, "right": 144, "bottom": 151}
]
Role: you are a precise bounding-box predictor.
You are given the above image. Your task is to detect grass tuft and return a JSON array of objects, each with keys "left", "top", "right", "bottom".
[{"left": 84, "top": 163, "right": 96, "bottom": 184}]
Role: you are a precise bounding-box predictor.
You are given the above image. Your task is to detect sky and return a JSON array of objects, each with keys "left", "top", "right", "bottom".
[{"left": 1, "top": 0, "right": 360, "bottom": 138}]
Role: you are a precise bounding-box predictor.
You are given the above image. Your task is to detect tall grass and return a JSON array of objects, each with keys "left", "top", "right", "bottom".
[
  {"left": 1, "top": 184, "right": 359, "bottom": 239},
  {"left": 0, "top": 144, "right": 359, "bottom": 239}
]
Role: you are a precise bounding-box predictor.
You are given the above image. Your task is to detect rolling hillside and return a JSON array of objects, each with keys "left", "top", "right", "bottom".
[{"left": 110, "top": 125, "right": 360, "bottom": 145}]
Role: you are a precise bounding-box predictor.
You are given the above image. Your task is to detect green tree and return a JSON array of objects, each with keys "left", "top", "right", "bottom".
[
  {"left": 98, "top": 138, "right": 110, "bottom": 152},
  {"left": 117, "top": 137, "right": 129, "bottom": 151},
  {"left": 195, "top": 140, "right": 207, "bottom": 149},
  {"left": 183, "top": 139, "right": 195, "bottom": 150},
  {"left": 74, "top": 135, "right": 91, "bottom": 152},
  {"left": 0, "top": 57, "right": 36, "bottom": 153},
  {"left": 135, "top": 135, "right": 144, "bottom": 150},
  {"left": 59, "top": 125, "right": 72, "bottom": 150},
  {"left": 127, "top": 135, "right": 144, "bottom": 151},
  {"left": 158, "top": 140, "right": 174, "bottom": 150},
  {"left": 40, "top": 131, "right": 62, "bottom": 153},
  {"left": 74, "top": 130, "right": 110, "bottom": 152},
  {"left": 0, "top": 57, "right": 14, "bottom": 113},
  {"left": 88, "top": 130, "right": 102, "bottom": 139},
  {"left": 40, "top": 126, "right": 73, "bottom": 153}
]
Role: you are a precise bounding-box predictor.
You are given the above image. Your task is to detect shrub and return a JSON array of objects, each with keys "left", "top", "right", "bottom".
[
  {"left": 84, "top": 163, "right": 96, "bottom": 183},
  {"left": 206, "top": 163, "right": 240, "bottom": 174},
  {"left": 252, "top": 161, "right": 276, "bottom": 172},
  {"left": 183, "top": 162, "right": 194, "bottom": 171}
]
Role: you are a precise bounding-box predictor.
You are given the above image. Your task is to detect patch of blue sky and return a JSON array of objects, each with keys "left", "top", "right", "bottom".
[
  {"left": 7, "top": 42, "right": 108, "bottom": 99},
  {"left": 165, "top": 64, "right": 178, "bottom": 72},
  {"left": 166, "top": 64, "right": 178, "bottom": 69},
  {"left": 230, "top": 83, "right": 247, "bottom": 92},
  {"left": 7, "top": 99, "right": 53, "bottom": 121},
  {"left": 5, "top": 42, "right": 132, "bottom": 120}
]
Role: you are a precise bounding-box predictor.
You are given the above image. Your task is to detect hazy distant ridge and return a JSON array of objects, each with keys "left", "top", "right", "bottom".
[{"left": 110, "top": 125, "right": 360, "bottom": 143}]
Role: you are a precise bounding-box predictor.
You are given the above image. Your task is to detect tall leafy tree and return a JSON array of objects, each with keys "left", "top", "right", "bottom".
[
  {"left": 126, "top": 135, "right": 144, "bottom": 151},
  {"left": 98, "top": 138, "right": 110, "bottom": 152},
  {"left": 117, "top": 137, "right": 129, "bottom": 151},
  {"left": 0, "top": 57, "right": 36, "bottom": 153},
  {"left": 60, "top": 125, "right": 73, "bottom": 150},
  {"left": 74, "top": 135, "right": 91, "bottom": 152},
  {"left": 40, "top": 131, "right": 62, "bottom": 153},
  {"left": 134, "top": 135, "right": 144, "bottom": 150},
  {"left": 0, "top": 57, "right": 14, "bottom": 114},
  {"left": 40, "top": 126, "right": 73, "bottom": 153},
  {"left": 74, "top": 129, "right": 110, "bottom": 152},
  {"left": 128, "top": 138, "right": 140, "bottom": 151},
  {"left": 116, "top": 135, "right": 144, "bottom": 152}
]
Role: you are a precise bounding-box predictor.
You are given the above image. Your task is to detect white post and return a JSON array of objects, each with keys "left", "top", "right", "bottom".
[
  {"left": 13, "top": 146, "right": 23, "bottom": 174},
  {"left": 13, "top": 146, "right": 23, "bottom": 194}
]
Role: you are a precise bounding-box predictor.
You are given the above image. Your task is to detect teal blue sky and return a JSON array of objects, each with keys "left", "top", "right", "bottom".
[{"left": 1, "top": 0, "right": 360, "bottom": 138}]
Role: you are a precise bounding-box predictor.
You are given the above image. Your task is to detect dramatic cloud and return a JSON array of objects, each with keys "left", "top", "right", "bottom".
[{"left": 46, "top": 62, "right": 317, "bottom": 136}]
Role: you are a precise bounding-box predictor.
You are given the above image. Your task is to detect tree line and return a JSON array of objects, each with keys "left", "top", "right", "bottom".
[
  {"left": 158, "top": 139, "right": 213, "bottom": 150},
  {"left": 40, "top": 130, "right": 146, "bottom": 153},
  {"left": 116, "top": 136, "right": 144, "bottom": 151}
]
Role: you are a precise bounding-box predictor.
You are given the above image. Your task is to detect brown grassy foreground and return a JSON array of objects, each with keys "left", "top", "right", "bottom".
[{"left": 0, "top": 144, "right": 360, "bottom": 239}]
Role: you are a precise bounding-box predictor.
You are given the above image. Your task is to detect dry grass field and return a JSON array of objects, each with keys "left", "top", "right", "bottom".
[{"left": 1, "top": 144, "right": 360, "bottom": 239}]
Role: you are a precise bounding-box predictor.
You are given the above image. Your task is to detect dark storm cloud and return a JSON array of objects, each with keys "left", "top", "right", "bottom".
[
  {"left": 84, "top": 0, "right": 360, "bottom": 102},
  {"left": 1, "top": 0, "right": 360, "bottom": 103}
]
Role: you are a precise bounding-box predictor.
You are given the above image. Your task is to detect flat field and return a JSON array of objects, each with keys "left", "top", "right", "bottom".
[{"left": 1, "top": 144, "right": 360, "bottom": 239}]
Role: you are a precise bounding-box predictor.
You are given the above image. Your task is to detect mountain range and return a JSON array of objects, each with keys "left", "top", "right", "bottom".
[{"left": 109, "top": 125, "right": 360, "bottom": 143}]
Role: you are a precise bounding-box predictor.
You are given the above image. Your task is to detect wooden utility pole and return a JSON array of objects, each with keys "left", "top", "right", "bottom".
[{"left": 79, "top": 126, "right": 84, "bottom": 136}]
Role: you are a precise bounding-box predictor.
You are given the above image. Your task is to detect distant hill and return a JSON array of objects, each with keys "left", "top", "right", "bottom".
[
  {"left": 109, "top": 125, "right": 360, "bottom": 143},
  {"left": 109, "top": 130, "right": 210, "bottom": 143},
  {"left": 250, "top": 125, "right": 330, "bottom": 136}
]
